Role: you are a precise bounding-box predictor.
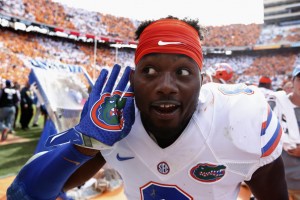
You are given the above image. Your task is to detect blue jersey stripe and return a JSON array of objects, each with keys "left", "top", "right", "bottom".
[
  {"left": 261, "top": 107, "right": 272, "bottom": 136},
  {"left": 261, "top": 122, "right": 281, "bottom": 155}
]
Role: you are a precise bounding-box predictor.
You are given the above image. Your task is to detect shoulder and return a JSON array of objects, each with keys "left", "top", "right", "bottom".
[
  {"left": 200, "top": 83, "right": 267, "bottom": 113},
  {"left": 198, "top": 83, "right": 279, "bottom": 156},
  {"left": 201, "top": 82, "right": 262, "bottom": 97},
  {"left": 197, "top": 83, "right": 270, "bottom": 142},
  {"left": 202, "top": 84, "right": 282, "bottom": 172}
]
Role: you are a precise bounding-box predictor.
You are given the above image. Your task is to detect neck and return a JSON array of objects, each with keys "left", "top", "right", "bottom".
[
  {"left": 148, "top": 130, "right": 181, "bottom": 148},
  {"left": 140, "top": 113, "right": 192, "bottom": 148}
]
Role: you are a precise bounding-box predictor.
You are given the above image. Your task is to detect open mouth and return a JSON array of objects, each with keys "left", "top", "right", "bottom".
[
  {"left": 153, "top": 104, "right": 178, "bottom": 113},
  {"left": 151, "top": 101, "right": 180, "bottom": 115}
]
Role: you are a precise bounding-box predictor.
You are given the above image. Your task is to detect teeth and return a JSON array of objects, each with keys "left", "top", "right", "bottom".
[{"left": 159, "top": 104, "right": 175, "bottom": 108}]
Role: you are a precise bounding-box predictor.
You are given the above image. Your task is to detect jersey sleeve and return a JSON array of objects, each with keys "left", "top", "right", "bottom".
[{"left": 259, "top": 101, "right": 283, "bottom": 166}]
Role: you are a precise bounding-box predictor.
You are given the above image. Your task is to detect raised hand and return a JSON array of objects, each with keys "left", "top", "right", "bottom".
[{"left": 45, "top": 64, "right": 135, "bottom": 149}]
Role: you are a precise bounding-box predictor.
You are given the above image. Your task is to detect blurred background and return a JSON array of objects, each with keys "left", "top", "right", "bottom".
[{"left": 0, "top": 0, "right": 299, "bottom": 199}]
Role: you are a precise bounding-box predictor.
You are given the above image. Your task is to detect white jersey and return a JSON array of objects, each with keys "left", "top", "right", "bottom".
[{"left": 101, "top": 83, "right": 283, "bottom": 200}]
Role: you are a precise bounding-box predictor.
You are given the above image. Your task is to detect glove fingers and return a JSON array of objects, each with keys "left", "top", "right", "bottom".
[
  {"left": 103, "top": 64, "right": 121, "bottom": 93},
  {"left": 89, "top": 68, "right": 109, "bottom": 104},
  {"left": 114, "top": 66, "right": 132, "bottom": 92}
]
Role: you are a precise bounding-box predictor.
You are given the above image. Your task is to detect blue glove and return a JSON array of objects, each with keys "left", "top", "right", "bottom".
[{"left": 45, "top": 64, "right": 135, "bottom": 149}]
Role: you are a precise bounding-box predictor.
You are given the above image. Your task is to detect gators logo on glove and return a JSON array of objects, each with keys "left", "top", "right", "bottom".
[{"left": 91, "top": 91, "right": 133, "bottom": 131}]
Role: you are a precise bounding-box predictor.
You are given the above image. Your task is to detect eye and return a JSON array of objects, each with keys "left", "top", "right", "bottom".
[
  {"left": 142, "top": 66, "right": 157, "bottom": 75},
  {"left": 177, "top": 68, "right": 190, "bottom": 76}
]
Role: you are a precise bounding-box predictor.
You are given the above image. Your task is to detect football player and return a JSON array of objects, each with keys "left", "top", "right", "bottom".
[{"left": 7, "top": 16, "right": 288, "bottom": 200}]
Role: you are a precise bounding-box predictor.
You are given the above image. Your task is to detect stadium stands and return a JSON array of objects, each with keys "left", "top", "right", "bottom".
[{"left": 0, "top": 0, "right": 299, "bottom": 90}]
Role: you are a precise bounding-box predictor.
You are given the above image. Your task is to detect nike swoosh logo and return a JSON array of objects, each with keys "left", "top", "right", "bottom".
[
  {"left": 63, "top": 156, "right": 80, "bottom": 165},
  {"left": 116, "top": 153, "right": 134, "bottom": 161},
  {"left": 158, "top": 40, "right": 182, "bottom": 46}
]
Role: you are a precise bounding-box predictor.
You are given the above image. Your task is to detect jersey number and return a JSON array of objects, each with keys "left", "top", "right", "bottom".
[{"left": 140, "top": 181, "right": 193, "bottom": 200}]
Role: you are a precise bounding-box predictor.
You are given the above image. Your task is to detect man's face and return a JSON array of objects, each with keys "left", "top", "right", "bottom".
[{"left": 131, "top": 53, "right": 201, "bottom": 139}]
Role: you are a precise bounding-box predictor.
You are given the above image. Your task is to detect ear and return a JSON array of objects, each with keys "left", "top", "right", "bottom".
[{"left": 129, "top": 69, "right": 135, "bottom": 89}]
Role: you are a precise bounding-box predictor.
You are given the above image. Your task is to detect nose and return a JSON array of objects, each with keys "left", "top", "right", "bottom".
[{"left": 156, "top": 73, "right": 179, "bottom": 95}]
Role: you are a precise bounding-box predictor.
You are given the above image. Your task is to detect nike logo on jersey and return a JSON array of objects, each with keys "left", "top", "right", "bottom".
[
  {"left": 158, "top": 40, "right": 182, "bottom": 46},
  {"left": 116, "top": 153, "right": 134, "bottom": 161}
]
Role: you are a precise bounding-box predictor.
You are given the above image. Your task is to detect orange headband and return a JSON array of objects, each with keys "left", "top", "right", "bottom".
[{"left": 135, "top": 19, "right": 203, "bottom": 69}]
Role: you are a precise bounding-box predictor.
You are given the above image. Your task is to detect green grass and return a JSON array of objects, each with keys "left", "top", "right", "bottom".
[{"left": 0, "top": 111, "right": 44, "bottom": 178}]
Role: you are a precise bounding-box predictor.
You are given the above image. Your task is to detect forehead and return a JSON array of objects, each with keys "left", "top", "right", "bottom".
[
  {"left": 141, "top": 52, "right": 194, "bottom": 59},
  {"left": 136, "top": 53, "right": 200, "bottom": 70}
]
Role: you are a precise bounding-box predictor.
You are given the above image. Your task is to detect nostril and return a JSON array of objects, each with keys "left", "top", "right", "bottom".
[{"left": 157, "top": 74, "right": 178, "bottom": 94}]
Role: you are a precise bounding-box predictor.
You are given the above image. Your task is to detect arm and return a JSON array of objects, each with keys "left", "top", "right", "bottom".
[
  {"left": 63, "top": 145, "right": 106, "bottom": 191},
  {"left": 7, "top": 143, "right": 102, "bottom": 200},
  {"left": 7, "top": 65, "right": 134, "bottom": 200},
  {"left": 245, "top": 156, "right": 288, "bottom": 200}
]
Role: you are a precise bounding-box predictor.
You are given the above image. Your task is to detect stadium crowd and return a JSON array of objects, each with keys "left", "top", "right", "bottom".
[
  {"left": 0, "top": 1, "right": 300, "bottom": 128},
  {"left": 0, "top": 0, "right": 300, "bottom": 90}
]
